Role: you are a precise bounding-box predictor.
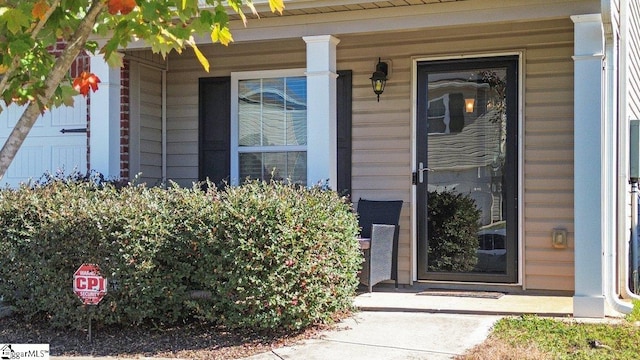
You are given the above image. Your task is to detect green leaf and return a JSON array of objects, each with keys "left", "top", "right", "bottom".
[
  {"left": 8, "top": 37, "right": 33, "bottom": 55},
  {"left": 190, "top": 16, "right": 209, "bottom": 35},
  {"left": 85, "top": 41, "right": 99, "bottom": 54},
  {"left": 199, "top": 9, "right": 213, "bottom": 25},
  {"left": 105, "top": 51, "right": 124, "bottom": 69},
  {"left": 150, "top": 34, "right": 175, "bottom": 57},
  {"left": 4, "top": 8, "right": 30, "bottom": 34},
  {"left": 59, "top": 85, "right": 77, "bottom": 107},
  {"left": 101, "top": 38, "right": 120, "bottom": 58},
  {"left": 141, "top": 2, "right": 158, "bottom": 20},
  {"left": 213, "top": 4, "right": 229, "bottom": 24}
]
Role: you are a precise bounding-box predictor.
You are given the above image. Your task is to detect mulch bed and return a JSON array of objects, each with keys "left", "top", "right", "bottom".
[{"left": 0, "top": 316, "right": 330, "bottom": 359}]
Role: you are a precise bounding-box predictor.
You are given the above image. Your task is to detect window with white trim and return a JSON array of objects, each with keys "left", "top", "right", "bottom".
[{"left": 231, "top": 69, "right": 307, "bottom": 185}]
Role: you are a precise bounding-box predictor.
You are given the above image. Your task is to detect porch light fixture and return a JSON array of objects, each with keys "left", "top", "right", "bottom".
[
  {"left": 464, "top": 98, "right": 475, "bottom": 113},
  {"left": 370, "top": 58, "right": 388, "bottom": 102}
]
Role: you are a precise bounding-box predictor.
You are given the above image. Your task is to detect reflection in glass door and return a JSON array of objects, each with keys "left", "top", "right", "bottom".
[{"left": 416, "top": 56, "right": 518, "bottom": 283}]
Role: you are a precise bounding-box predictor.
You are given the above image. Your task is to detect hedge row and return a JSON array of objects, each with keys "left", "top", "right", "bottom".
[{"left": 0, "top": 179, "right": 362, "bottom": 330}]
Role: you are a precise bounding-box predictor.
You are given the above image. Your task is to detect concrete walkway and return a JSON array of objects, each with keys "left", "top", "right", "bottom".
[
  {"left": 243, "top": 311, "right": 499, "bottom": 360},
  {"left": 242, "top": 289, "right": 574, "bottom": 360}
]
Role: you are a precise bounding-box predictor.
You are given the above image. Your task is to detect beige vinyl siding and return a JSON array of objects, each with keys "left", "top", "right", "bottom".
[
  {"left": 129, "top": 62, "right": 163, "bottom": 185},
  {"left": 154, "top": 17, "right": 574, "bottom": 291},
  {"left": 514, "top": 23, "right": 574, "bottom": 292},
  {"left": 127, "top": 50, "right": 166, "bottom": 68},
  {"left": 523, "top": 36, "right": 575, "bottom": 291}
]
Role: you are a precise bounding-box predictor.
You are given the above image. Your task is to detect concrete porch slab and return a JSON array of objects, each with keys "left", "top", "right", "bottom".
[{"left": 354, "top": 289, "right": 574, "bottom": 317}]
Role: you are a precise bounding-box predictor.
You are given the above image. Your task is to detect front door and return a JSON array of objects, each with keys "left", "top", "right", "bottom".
[{"left": 416, "top": 56, "right": 518, "bottom": 283}]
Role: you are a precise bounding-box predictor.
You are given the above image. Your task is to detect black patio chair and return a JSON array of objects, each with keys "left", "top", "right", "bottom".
[{"left": 357, "top": 198, "right": 403, "bottom": 291}]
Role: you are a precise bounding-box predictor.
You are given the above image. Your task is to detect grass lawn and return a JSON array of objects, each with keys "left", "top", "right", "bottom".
[{"left": 459, "top": 301, "right": 640, "bottom": 359}]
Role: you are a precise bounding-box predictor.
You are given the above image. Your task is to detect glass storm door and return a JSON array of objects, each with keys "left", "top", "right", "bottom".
[{"left": 416, "top": 56, "right": 518, "bottom": 283}]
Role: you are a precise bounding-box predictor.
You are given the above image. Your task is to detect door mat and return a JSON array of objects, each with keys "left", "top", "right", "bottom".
[{"left": 416, "top": 290, "right": 505, "bottom": 299}]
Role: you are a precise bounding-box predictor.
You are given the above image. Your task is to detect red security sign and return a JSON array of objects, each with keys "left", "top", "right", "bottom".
[{"left": 73, "top": 263, "right": 107, "bottom": 305}]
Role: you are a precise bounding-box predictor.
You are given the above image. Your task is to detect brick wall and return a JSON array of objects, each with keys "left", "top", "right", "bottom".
[{"left": 49, "top": 40, "right": 90, "bottom": 78}]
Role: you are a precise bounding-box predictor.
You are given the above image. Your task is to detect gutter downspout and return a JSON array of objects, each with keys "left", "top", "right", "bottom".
[
  {"left": 602, "top": 0, "right": 635, "bottom": 314},
  {"left": 631, "top": 180, "right": 639, "bottom": 292}
]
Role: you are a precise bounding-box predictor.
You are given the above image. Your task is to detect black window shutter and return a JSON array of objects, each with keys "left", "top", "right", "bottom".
[
  {"left": 337, "top": 70, "right": 353, "bottom": 196},
  {"left": 198, "top": 77, "right": 231, "bottom": 187}
]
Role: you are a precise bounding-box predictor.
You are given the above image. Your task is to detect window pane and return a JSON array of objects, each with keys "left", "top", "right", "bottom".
[
  {"left": 286, "top": 151, "right": 307, "bottom": 183},
  {"left": 285, "top": 77, "right": 307, "bottom": 110},
  {"left": 287, "top": 111, "right": 307, "bottom": 145},
  {"left": 238, "top": 79, "right": 263, "bottom": 146},
  {"left": 262, "top": 152, "right": 287, "bottom": 181},
  {"left": 286, "top": 77, "right": 307, "bottom": 145},
  {"left": 262, "top": 78, "right": 285, "bottom": 109},
  {"left": 239, "top": 151, "right": 306, "bottom": 184},
  {"left": 238, "top": 79, "right": 262, "bottom": 105},
  {"left": 239, "top": 115, "right": 262, "bottom": 146},
  {"left": 263, "top": 110, "right": 285, "bottom": 146},
  {"left": 239, "top": 153, "right": 264, "bottom": 180}
]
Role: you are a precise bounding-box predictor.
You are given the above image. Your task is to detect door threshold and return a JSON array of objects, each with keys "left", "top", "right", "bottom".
[
  {"left": 408, "top": 281, "right": 571, "bottom": 296},
  {"left": 412, "top": 281, "right": 522, "bottom": 294}
]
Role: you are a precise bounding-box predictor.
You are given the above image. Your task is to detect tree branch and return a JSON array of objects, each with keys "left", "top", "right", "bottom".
[{"left": 0, "top": 0, "right": 62, "bottom": 102}]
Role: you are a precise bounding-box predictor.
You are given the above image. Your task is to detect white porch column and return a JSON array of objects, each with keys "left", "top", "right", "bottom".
[
  {"left": 303, "top": 35, "right": 340, "bottom": 188},
  {"left": 572, "top": 14, "right": 606, "bottom": 318},
  {"left": 89, "top": 55, "right": 121, "bottom": 178}
]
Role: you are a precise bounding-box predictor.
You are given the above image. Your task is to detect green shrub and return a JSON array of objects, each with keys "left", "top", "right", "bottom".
[
  {"left": 0, "top": 178, "right": 361, "bottom": 331},
  {"left": 0, "top": 180, "right": 215, "bottom": 327},
  {"left": 186, "top": 180, "right": 361, "bottom": 330},
  {"left": 427, "top": 190, "right": 480, "bottom": 272}
]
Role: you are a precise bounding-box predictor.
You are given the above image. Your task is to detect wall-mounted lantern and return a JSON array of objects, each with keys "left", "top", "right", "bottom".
[{"left": 370, "top": 58, "right": 388, "bottom": 102}]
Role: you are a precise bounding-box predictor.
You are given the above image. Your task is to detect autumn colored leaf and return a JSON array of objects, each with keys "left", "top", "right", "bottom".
[
  {"left": 73, "top": 71, "right": 101, "bottom": 96},
  {"left": 32, "top": 0, "right": 50, "bottom": 20},
  {"left": 107, "top": 0, "right": 137, "bottom": 15},
  {"left": 189, "top": 39, "right": 209, "bottom": 72},
  {"left": 211, "top": 24, "right": 233, "bottom": 46},
  {"left": 269, "top": 0, "right": 285, "bottom": 15}
]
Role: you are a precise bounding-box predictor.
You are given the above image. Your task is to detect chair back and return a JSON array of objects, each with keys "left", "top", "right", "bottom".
[
  {"left": 357, "top": 198, "right": 403, "bottom": 288},
  {"left": 357, "top": 199, "right": 403, "bottom": 238},
  {"left": 367, "top": 224, "right": 396, "bottom": 292}
]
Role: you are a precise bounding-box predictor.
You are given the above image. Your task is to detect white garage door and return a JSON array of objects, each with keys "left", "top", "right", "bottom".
[{"left": 0, "top": 98, "right": 88, "bottom": 188}]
